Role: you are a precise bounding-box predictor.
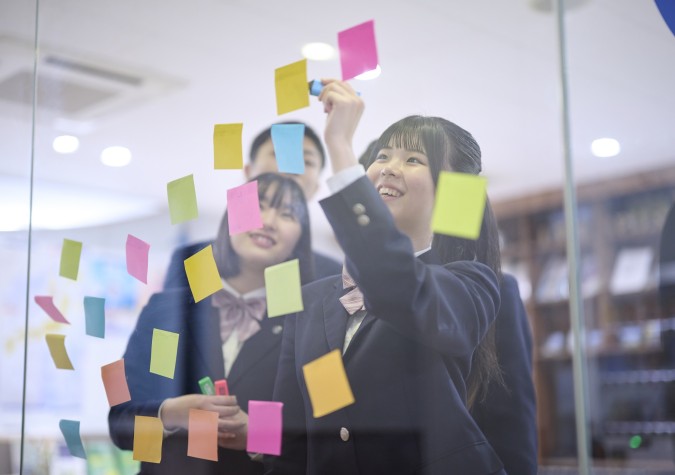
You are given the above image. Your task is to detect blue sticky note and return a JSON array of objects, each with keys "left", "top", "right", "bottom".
[
  {"left": 84, "top": 296, "right": 105, "bottom": 338},
  {"left": 656, "top": 0, "right": 675, "bottom": 37},
  {"left": 59, "top": 419, "right": 87, "bottom": 459},
  {"left": 270, "top": 124, "right": 305, "bottom": 174}
]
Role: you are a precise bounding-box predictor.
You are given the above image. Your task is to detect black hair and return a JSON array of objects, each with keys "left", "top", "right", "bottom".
[
  {"left": 249, "top": 121, "right": 326, "bottom": 169},
  {"left": 365, "top": 115, "right": 504, "bottom": 408},
  {"left": 213, "top": 173, "right": 314, "bottom": 285}
]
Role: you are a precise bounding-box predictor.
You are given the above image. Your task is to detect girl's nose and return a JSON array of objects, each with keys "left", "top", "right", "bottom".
[
  {"left": 260, "top": 208, "right": 277, "bottom": 229},
  {"left": 381, "top": 161, "right": 402, "bottom": 177}
]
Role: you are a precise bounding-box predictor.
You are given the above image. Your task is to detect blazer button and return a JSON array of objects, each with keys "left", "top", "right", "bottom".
[
  {"left": 352, "top": 203, "right": 366, "bottom": 215},
  {"left": 357, "top": 214, "right": 370, "bottom": 226},
  {"left": 339, "top": 427, "right": 350, "bottom": 442},
  {"left": 272, "top": 325, "right": 283, "bottom": 335}
]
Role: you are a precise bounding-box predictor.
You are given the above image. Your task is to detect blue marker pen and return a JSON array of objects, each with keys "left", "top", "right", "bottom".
[{"left": 308, "top": 79, "right": 361, "bottom": 96}]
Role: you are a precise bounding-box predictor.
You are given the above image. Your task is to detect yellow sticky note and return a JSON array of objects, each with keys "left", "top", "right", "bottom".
[
  {"left": 45, "top": 334, "right": 74, "bottom": 370},
  {"left": 264, "top": 259, "right": 303, "bottom": 318},
  {"left": 431, "top": 171, "right": 487, "bottom": 240},
  {"left": 59, "top": 239, "right": 82, "bottom": 280},
  {"left": 133, "top": 416, "right": 163, "bottom": 463},
  {"left": 214, "top": 123, "right": 244, "bottom": 169},
  {"left": 274, "top": 59, "right": 309, "bottom": 115},
  {"left": 184, "top": 245, "right": 223, "bottom": 303},
  {"left": 167, "top": 174, "right": 198, "bottom": 225},
  {"left": 150, "top": 329, "right": 179, "bottom": 379},
  {"left": 302, "top": 349, "right": 355, "bottom": 418}
]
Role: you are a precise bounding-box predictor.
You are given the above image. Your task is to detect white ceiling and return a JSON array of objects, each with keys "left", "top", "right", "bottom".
[{"left": 1, "top": 0, "right": 674, "bottom": 230}]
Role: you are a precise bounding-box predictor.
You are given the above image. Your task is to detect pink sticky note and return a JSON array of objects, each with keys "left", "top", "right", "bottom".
[
  {"left": 101, "top": 359, "right": 132, "bottom": 407},
  {"left": 338, "top": 20, "right": 379, "bottom": 81},
  {"left": 126, "top": 234, "right": 150, "bottom": 284},
  {"left": 246, "top": 401, "right": 283, "bottom": 456},
  {"left": 187, "top": 409, "right": 218, "bottom": 461},
  {"left": 34, "top": 296, "right": 69, "bottom": 324},
  {"left": 227, "top": 181, "right": 263, "bottom": 235}
]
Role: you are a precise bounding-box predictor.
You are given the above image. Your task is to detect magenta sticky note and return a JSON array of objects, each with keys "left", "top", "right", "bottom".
[
  {"left": 126, "top": 234, "right": 150, "bottom": 284},
  {"left": 246, "top": 401, "right": 283, "bottom": 456},
  {"left": 338, "top": 20, "right": 379, "bottom": 81},
  {"left": 227, "top": 181, "right": 263, "bottom": 235},
  {"left": 34, "top": 296, "right": 70, "bottom": 324}
]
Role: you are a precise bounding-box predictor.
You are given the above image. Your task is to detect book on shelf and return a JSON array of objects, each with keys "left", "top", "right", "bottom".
[
  {"left": 610, "top": 246, "right": 654, "bottom": 295},
  {"left": 535, "top": 255, "right": 599, "bottom": 303}
]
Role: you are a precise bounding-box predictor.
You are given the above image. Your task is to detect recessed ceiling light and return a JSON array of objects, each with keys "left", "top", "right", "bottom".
[
  {"left": 52, "top": 135, "right": 79, "bottom": 154},
  {"left": 591, "top": 138, "right": 621, "bottom": 158},
  {"left": 354, "top": 64, "right": 381, "bottom": 81},
  {"left": 101, "top": 146, "right": 132, "bottom": 167},
  {"left": 301, "top": 42, "right": 335, "bottom": 61}
]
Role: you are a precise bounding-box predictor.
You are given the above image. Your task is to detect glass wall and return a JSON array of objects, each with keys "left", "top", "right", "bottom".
[{"left": 2, "top": 0, "right": 675, "bottom": 474}]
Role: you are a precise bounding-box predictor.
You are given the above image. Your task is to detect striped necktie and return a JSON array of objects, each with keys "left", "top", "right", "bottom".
[{"left": 339, "top": 267, "right": 365, "bottom": 315}]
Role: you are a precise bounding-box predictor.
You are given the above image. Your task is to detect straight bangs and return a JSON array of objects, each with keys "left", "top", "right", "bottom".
[{"left": 257, "top": 173, "right": 308, "bottom": 224}]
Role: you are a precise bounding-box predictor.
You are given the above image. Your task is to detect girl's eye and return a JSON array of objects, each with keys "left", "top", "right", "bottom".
[
  {"left": 375, "top": 153, "right": 389, "bottom": 161},
  {"left": 407, "top": 156, "right": 424, "bottom": 164}
]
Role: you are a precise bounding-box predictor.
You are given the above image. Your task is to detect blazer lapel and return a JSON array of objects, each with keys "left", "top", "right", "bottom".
[
  {"left": 324, "top": 279, "right": 349, "bottom": 352},
  {"left": 226, "top": 315, "right": 284, "bottom": 387}
]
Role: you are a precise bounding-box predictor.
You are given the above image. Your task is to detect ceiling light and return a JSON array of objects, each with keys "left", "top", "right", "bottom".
[
  {"left": 101, "top": 146, "right": 132, "bottom": 167},
  {"left": 591, "top": 138, "right": 621, "bottom": 158},
  {"left": 52, "top": 135, "right": 79, "bottom": 154},
  {"left": 354, "top": 65, "right": 381, "bottom": 81},
  {"left": 301, "top": 42, "right": 335, "bottom": 61}
]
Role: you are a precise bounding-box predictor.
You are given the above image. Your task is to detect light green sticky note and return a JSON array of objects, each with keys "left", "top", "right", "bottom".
[
  {"left": 264, "top": 259, "right": 303, "bottom": 318},
  {"left": 214, "top": 123, "right": 244, "bottom": 169},
  {"left": 59, "top": 239, "right": 82, "bottom": 280},
  {"left": 150, "top": 329, "right": 179, "bottom": 379},
  {"left": 167, "top": 174, "right": 198, "bottom": 225},
  {"left": 431, "top": 171, "right": 487, "bottom": 240}
]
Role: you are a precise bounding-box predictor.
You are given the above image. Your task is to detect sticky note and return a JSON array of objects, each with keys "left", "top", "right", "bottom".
[
  {"left": 133, "top": 416, "right": 163, "bottom": 463},
  {"left": 431, "top": 171, "right": 487, "bottom": 240},
  {"left": 274, "top": 59, "right": 309, "bottom": 115},
  {"left": 271, "top": 124, "right": 305, "bottom": 174},
  {"left": 198, "top": 376, "right": 215, "bottom": 395},
  {"left": 214, "top": 123, "right": 244, "bottom": 169},
  {"left": 45, "top": 334, "right": 74, "bottom": 370},
  {"left": 187, "top": 409, "right": 218, "bottom": 461},
  {"left": 167, "top": 174, "right": 198, "bottom": 225},
  {"left": 227, "top": 181, "right": 263, "bottom": 235},
  {"left": 264, "top": 259, "right": 303, "bottom": 318},
  {"left": 101, "top": 359, "right": 131, "bottom": 406},
  {"left": 59, "top": 420, "right": 87, "bottom": 459},
  {"left": 59, "top": 238, "right": 82, "bottom": 280},
  {"left": 247, "top": 401, "right": 283, "bottom": 455},
  {"left": 656, "top": 0, "right": 675, "bottom": 37},
  {"left": 34, "top": 296, "right": 69, "bottom": 324},
  {"left": 84, "top": 296, "right": 105, "bottom": 338},
  {"left": 302, "top": 349, "right": 354, "bottom": 418},
  {"left": 184, "top": 245, "right": 223, "bottom": 303},
  {"left": 338, "top": 20, "right": 379, "bottom": 81},
  {"left": 214, "top": 379, "right": 229, "bottom": 395},
  {"left": 150, "top": 329, "right": 179, "bottom": 379},
  {"left": 126, "top": 234, "right": 150, "bottom": 284}
]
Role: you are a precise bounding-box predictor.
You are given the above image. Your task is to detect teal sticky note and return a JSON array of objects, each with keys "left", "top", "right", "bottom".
[
  {"left": 84, "top": 296, "right": 105, "bottom": 338},
  {"left": 270, "top": 124, "right": 305, "bottom": 174},
  {"left": 59, "top": 419, "right": 87, "bottom": 459}
]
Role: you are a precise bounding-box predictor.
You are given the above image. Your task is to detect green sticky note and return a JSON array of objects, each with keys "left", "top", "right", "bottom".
[
  {"left": 198, "top": 376, "right": 215, "bottom": 395},
  {"left": 274, "top": 59, "right": 310, "bottom": 115},
  {"left": 431, "top": 171, "right": 487, "bottom": 240},
  {"left": 214, "top": 123, "right": 244, "bottom": 169},
  {"left": 167, "top": 174, "right": 198, "bottom": 225},
  {"left": 59, "top": 239, "right": 82, "bottom": 280},
  {"left": 264, "top": 259, "right": 303, "bottom": 318},
  {"left": 150, "top": 329, "right": 179, "bottom": 379}
]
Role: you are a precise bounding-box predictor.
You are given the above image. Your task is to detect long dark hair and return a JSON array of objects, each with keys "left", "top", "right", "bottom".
[
  {"left": 365, "top": 116, "right": 504, "bottom": 408},
  {"left": 213, "top": 173, "right": 315, "bottom": 285}
]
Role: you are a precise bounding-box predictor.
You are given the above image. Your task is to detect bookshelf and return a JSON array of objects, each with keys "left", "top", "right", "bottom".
[{"left": 493, "top": 165, "right": 675, "bottom": 467}]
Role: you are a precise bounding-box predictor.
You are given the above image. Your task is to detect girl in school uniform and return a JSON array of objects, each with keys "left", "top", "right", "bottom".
[
  {"left": 266, "top": 80, "right": 508, "bottom": 475},
  {"left": 109, "top": 173, "right": 314, "bottom": 475}
]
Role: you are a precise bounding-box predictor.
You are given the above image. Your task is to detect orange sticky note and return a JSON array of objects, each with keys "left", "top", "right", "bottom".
[
  {"left": 133, "top": 416, "right": 164, "bottom": 463},
  {"left": 45, "top": 334, "right": 74, "bottom": 370},
  {"left": 214, "top": 123, "right": 244, "bottom": 169},
  {"left": 101, "top": 359, "right": 131, "bottom": 406},
  {"left": 187, "top": 408, "right": 218, "bottom": 461},
  {"left": 302, "top": 349, "right": 354, "bottom": 418},
  {"left": 274, "top": 59, "right": 309, "bottom": 115},
  {"left": 184, "top": 245, "right": 223, "bottom": 303},
  {"left": 431, "top": 171, "right": 487, "bottom": 240}
]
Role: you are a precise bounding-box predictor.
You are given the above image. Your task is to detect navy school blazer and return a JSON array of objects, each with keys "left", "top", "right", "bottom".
[
  {"left": 266, "top": 176, "right": 506, "bottom": 475},
  {"left": 108, "top": 287, "right": 285, "bottom": 475}
]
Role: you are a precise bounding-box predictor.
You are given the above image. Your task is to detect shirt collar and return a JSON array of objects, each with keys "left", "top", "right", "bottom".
[{"left": 221, "top": 279, "right": 266, "bottom": 300}]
